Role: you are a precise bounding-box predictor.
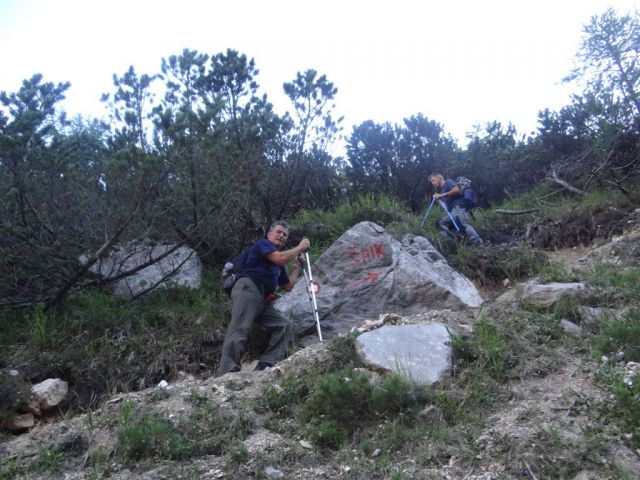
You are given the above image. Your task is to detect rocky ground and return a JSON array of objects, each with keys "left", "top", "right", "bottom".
[{"left": 1, "top": 218, "right": 640, "bottom": 479}]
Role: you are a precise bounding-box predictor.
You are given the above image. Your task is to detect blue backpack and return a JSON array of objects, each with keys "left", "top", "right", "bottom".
[{"left": 455, "top": 176, "right": 479, "bottom": 209}]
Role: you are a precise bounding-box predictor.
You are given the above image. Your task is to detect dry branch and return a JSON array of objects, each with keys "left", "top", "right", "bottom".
[
  {"left": 493, "top": 208, "right": 538, "bottom": 215},
  {"left": 548, "top": 169, "right": 584, "bottom": 195}
]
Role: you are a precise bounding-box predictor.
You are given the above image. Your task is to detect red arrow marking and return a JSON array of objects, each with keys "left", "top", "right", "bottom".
[{"left": 345, "top": 271, "right": 379, "bottom": 291}]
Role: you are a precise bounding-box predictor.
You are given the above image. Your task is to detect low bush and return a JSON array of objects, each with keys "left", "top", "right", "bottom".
[{"left": 291, "top": 193, "right": 413, "bottom": 248}]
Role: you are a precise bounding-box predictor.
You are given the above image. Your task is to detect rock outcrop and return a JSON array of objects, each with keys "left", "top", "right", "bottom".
[
  {"left": 81, "top": 239, "right": 202, "bottom": 297},
  {"left": 275, "top": 221, "right": 483, "bottom": 341}
]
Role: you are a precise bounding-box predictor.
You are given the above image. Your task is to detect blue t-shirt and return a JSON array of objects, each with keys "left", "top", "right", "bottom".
[
  {"left": 440, "top": 178, "right": 465, "bottom": 210},
  {"left": 243, "top": 239, "right": 290, "bottom": 295}
]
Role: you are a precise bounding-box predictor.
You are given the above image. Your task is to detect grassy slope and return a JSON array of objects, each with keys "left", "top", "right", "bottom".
[{"left": 1, "top": 186, "right": 640, "bottom": 478}]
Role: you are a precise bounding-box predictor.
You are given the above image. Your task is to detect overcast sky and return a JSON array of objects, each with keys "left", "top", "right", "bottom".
[{"left": 1, "top": 0, "right": 638, "bottom": 149}]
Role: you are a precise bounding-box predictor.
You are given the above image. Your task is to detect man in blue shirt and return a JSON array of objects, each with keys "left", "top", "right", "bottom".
[
  {"left": 216, "top": 221, "right": 310, "bottom": 375},
  {"left": 428, "top": 173, "right": 483, "bottom": 246}
]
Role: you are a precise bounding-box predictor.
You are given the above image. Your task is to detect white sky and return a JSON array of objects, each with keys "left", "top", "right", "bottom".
[{"left": 1, "top": 0, "right": 638, "bottom": 149}]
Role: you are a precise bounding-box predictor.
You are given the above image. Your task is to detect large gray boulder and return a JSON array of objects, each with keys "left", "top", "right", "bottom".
[
  {"left": 82, "top": 240, "right": 202, "bottom": 297},
  {"left": 275, "top": 221, "right": 483, "bottom": 340}
]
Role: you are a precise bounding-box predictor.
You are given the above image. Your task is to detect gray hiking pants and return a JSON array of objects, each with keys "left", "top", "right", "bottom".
[
  {"left": 438, "top": 205, "right": 483, "bottom": 246},
  {"left": 216, "top": 277, "right": 292, "bottom": 375}
]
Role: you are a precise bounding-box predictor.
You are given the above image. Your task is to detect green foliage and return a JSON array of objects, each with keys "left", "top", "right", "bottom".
[
  {"left": 34, "top": 444, "right": 63, "bottom": 473},
  {"left": 595, "top": 364, "right": 640, "bottom": 450},
  {"left": 302, "top": 367, "right": 375, "bottom": 427},
  {"left": 117, "top": 412, "right": 188, "bottom": 462},
  {"left": 260, "top": 363, "right": 423, "bottom": 451},
  {"left": 592, "top": 309, "right": 640, "bottom": 362},
  {"left": 27, "top": 304, "right": 58, "bottom": 350},
  {"left": 0, "top": 457, "right": 23, "bottom": 479},
  {"left": 371, "top": 374, "right": 414, "bottom": 414},
  {"left": 227, "top": 441, "right": 249, "bottom": 463},
  {"left": 0, "top": 283, "right": 229, "bottom": 412},
  {"left": 0, "top": 373, "right": 30, "bottom": 423},
  {"left": 115, "top": 398, "right": 255, "bottom": 462},
  {"left": 567, "top": 8, "right": 640, "bottom": 124},
  {"left": 307, "top": 419, "right": 348, "bottom": 450},
  {"left": 292, "top": 193, "right": 413, "bottom": 248},
  {"left": 259, "top": 371, "right": 312, "bottom": 418},
  {"left": 442, "top": 241, "right": 549, "bottom": 287},
  {"left": 609, "top": 378, "right": 640, "bottom": 449},
  {"left": 459, "top": 317, "right": 512, "bottom": 382},
  {"left": 536, "top": 261, "right": 575, "bottom": 284},
  {"left": 182, "top": 398, "right": 255, "bottom": 456},
  {"left": 324, "top": 333, "right": 359, "bottom": 370},
  {"left": 586, "top": 263, "right": 640, "bottom": 304},
  {"left": 345, "top": 115, "right": 459, "bottom": 211},
  {"left": 523, "top": 426, "right": 610, "bottom": 478}
]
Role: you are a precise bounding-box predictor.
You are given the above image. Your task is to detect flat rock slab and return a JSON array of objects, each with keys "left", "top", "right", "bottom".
[
  {"left": 492, "top": 280, "right": 589, "bottom": 311},
  {"left": 355, "top": 324, "right": 452, "bottom": 385}
]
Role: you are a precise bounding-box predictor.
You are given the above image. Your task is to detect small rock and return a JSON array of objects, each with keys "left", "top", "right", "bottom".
[
  {"left": 9, "top": 369, "right": 19, "bottom": 377},
  {"left": 2, "top": 413, "right": 35, "bottom": 431},
  {"left": 623, "top": 362, "right": 639, "bottom": 386},
  {"left": 264, "top": 466, "right": 284, "bottom": 479},
  {"left": 117, "top": 469, "right": 133, "bottom": 479},
  {"left": 560, "top": 319, "right": 583, "bottom": 336},
  {"left": 475, "top": 434, "right": 492, "bottom": 449},
  {"left": 572, "top": 470, "right": 603, "bottom": 480},
  {"left": 372, "top": 448, "right": 381, "bottom": 457},
  {"left": 299, "top": 439, "right": 313, "bottom": 449},
  {"left": 19, "top": 399, "right": 41, "bottom": 417},
  {"left": 175, "top": 371, "right": 194, "bottom": 382},
  {"left": 204, "top": 468, "right": 224, "bottom": 478},
  {"left": 418, "top": 404, "right": 439, "bottom": 420},
  {"left": 32, "top": 378, "right": 68, "bottom": 410},
  {"left": 157, "top": 380, "right": 169, "bottom": 389}
]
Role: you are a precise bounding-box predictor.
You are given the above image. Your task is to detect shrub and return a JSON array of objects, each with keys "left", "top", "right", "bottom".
[
  {"left": 291, "top": 194, "right": 413, "bottom": 248},
  {"left": 371, "top": 375, "right": 415, "bottom": 414},
  {"left": 454, "top": 316, "right": 512, "bottom": 383},
  {"left": 592, "top": 309, "right": 640, "bottom": 362},
  {"left": 587, "top": 263, "right": 640, "bottom": 304},
  {"left": 307, "top": 419, "right": 348, "bottom": 450},
  {"left": 443, "top": 242, "right": 549, "bottom": 287},
  {"left": 117, "top": 414, "right": 188, "bottom": 461},
  {"left": 302, "top": 367, "right": 374, "bottom": 429}
]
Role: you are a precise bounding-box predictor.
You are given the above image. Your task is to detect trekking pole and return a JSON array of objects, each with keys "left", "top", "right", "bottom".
[
  {"left": 437, "top": 199, "right": 461, "bottom": 232},
  {"left": 419, "top": 198, "right": 436, "bottom": 228},
  {"left": 300, "top": 252, "right": 323, "bottom": 342}
]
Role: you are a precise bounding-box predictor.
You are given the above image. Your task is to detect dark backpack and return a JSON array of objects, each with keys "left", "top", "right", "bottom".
[
  {"left": 221, "top": 246, "right": 251, "bottom": 295},
  {"left": 455, "top": 176, "right": 479, "bottom": 209}
]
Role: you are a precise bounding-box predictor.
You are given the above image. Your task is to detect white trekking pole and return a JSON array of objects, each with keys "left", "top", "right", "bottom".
[{"left": 300, "top": 252, "right": 323, "bottom": 342}]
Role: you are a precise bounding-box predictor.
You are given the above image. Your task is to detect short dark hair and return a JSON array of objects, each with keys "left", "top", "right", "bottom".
[
  {"left": 269, "top": 220, "right": 289, "bottom": 232},
  {"left": 428, "top": 173, "right": 444, "bottom": 182}
]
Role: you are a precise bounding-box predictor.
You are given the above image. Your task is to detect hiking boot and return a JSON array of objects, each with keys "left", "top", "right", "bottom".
[{"left": 254, "top": 361, "right": 272, "bottom": 371}]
